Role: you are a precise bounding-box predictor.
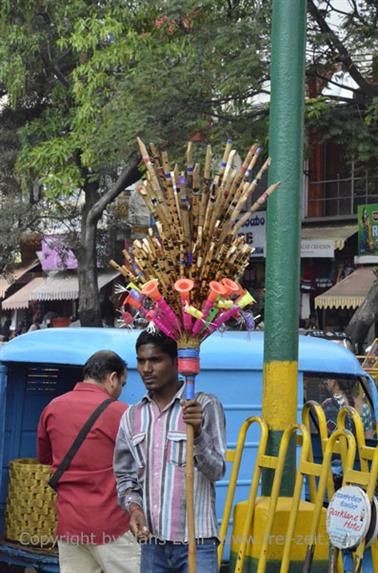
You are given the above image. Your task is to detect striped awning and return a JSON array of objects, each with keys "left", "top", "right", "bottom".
[
  {"left": 1, "top": 277, "right": 45, "bottom": 310},
  {"left": 315, "top": 267, "right": 377, "bottom": 310},
  {"left": 301, "top": 225, "right": 357, "bottom": 251},
  {"left": 0, "top": 260, "right": 39, "bottom": 299},
  {"left": 30, "top": 270, "right": 120, "bottom": 301}
]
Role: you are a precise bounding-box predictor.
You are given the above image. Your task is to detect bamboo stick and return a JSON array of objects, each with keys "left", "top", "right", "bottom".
[
  {"left": 231, "top": 182, "right": 281, "bottom": 236},
  {"left": 110, "top": 259, "right": 137, "bottom": 282},
  {"left": 230, "top": 157, "right": 272, "bottom": 223},
  {"left": 186, "top": 424, "right": 196, "bottom": 573},
  {"left": 222, "top": 146, "right": 261, "bottom": 225},
  {"left": 197, "top": 145, "right": 212, "bottom": 246}
]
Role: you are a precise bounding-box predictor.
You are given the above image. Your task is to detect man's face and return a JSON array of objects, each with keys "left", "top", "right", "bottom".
[{"left": 137, "top": 343, "right": 177, "bottom": 394}]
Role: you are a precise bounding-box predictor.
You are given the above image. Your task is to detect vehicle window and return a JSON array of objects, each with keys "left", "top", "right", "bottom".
[{"left": 303, "top": 373, "right": 376, "bottom": 441}]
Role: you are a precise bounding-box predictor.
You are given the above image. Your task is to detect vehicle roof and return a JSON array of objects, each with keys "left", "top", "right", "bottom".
[{"left": 0, "top": 328, "right": 366, "bottom": 377}]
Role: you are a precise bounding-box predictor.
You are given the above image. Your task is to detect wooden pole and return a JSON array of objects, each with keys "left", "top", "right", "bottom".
[{"left": 186, "top": 420, "right": 196, "bottom": 573}]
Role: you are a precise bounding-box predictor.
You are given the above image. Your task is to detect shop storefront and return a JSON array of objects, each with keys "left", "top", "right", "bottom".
[
  {"left": 314, "top": 266, "right": 377, "bottom": 331},
  {"left": 237, "top": 215, "right": 358, "bottom": 329}
]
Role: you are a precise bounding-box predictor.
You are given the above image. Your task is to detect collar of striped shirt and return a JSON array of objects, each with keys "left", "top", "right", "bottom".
[{"left": 141, "top": 381, "right": 185, "bottom": 408}]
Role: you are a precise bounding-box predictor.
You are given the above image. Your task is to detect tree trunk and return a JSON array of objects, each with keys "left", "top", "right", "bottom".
[
  {"left": 75, "top": 156, "right": 141, "bottom": 326},
  {"left": 77, "top": 239, "right": 102, "bottom": 327},
  {"left": 346, "top": 272, "right": 378, "bottom": 353},
  {"left": 77, "top": 179, "right": 102, "bottom": 327}
]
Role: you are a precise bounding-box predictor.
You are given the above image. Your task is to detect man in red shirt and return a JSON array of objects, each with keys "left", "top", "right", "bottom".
[{"left": 37, "top": 350, "right": 140, "bottom": 573}]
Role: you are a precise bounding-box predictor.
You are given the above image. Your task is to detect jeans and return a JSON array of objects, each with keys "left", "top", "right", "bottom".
[{"left": 140, "top": 537, "right": 219, "bottom": 573}]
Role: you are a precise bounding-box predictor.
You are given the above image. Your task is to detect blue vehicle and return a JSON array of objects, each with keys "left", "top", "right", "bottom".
[{"left": 0, "top": 328, "right": 377, "bottom": 571}]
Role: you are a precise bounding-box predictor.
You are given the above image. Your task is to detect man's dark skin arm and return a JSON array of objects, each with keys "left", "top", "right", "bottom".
[
  {"left": 128, "top": 501, "right": 150, "bottom": 540},
  {"left": 180, "top": 399, "right": 203, "bottom": 437}
]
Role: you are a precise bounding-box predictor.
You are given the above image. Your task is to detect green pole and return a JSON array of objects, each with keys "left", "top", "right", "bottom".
[{"left": 262, "top": 0, "right": 307, "bottom": 496}]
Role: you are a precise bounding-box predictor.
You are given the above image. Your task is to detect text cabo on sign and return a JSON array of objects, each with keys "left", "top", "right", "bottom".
[{"left": 237, "top": 211, "right": 266, "bottom": 257}]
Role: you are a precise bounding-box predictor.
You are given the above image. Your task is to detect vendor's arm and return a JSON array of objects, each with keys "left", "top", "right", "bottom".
[
  {"left": 181, "top": 396, "right": 226, "bottom": 481},
  {"left": 37, "top": 409, "right": 53, "bottom": 465},
  {"left": 128, "top": 501, "right": 150, "bottom": 540},
  {"left": 113, "top": 413, "right": 144, "bottom": 513}
]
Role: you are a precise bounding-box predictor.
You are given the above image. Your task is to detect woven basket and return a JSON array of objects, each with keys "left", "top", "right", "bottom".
[{"left": 5, "top": 458, "right": 57, "bottom": 546}]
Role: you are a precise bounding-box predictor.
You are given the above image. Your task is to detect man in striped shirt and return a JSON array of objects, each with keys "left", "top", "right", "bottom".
[{"left": 114, "top": 330, "right": 226, "bottom": 572}]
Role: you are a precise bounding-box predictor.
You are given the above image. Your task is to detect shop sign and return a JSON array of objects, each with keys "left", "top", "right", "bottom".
[
  {"left": 358, "top": 204, "right": 378, "bottom": 256},
  {"left": 300, "top": 239, "right": 334, "bottom": 258},
  {"left": 326, "top": 485, "right": 371, "bottom": 549},
  {"left": 237, "top": 213, "right": 336, "bottom": 258},
  {"left": 237, "top": 211, "right": 266, "bottom": 257}
]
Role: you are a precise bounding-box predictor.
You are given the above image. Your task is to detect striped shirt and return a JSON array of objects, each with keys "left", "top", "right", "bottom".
[{"left": 114, "top": 384, "right": 226, "bottom": 542}]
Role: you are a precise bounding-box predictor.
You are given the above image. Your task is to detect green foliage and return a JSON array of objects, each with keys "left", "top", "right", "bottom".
[
  {"left": 0, "top": 0, "right": 272, "bottom": 199},
  {"left": 365, "top": 97, "right": 378, "bottom": 127},
  {"left": 305, "top": 97, "right": 329, "bottom": 120},
  {"left": 0, "top": 0, "right": 376, "bottom": 270}
]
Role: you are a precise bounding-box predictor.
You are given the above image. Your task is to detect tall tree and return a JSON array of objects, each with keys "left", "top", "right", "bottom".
[
  {"left": 0, "top": 105, "right": 39, "bottom": 270},
  {"left": 0, "top": 0, "right": 271, "bottom": 324},
  {"left": 0, "top": 1, "right": 148, "bottom": 324}
]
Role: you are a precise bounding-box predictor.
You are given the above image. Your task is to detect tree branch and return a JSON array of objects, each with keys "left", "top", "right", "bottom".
[
  {"left": 42, "top": 46, "right": 70, "bottom": 89},
  {"left": 347, "top": 0, "right": 372, "bottom": 27},
  {"left": 308, "top": 69, "right": 359, "bottom": 93},
  {"left": 88, "top": 154, "right": 141, "bottom": 225},
  {"left": 308, "top": 0, "right": 378, "bottom": 97}
]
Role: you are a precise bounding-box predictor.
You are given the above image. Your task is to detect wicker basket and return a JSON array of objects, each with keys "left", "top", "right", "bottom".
[{"left": 5, "top": 458, "right": 57, "bottom": 546}]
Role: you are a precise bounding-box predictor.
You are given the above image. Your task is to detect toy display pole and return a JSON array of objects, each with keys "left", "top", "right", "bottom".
[
  {"left": 178, "top": 346, "right": 200, "bottom": 573},
  {"left": 185, "top": 401, "right": 196, "bottom": 573}
]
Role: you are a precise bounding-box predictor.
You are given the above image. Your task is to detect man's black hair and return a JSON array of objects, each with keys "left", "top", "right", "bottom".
[
  {"left": 83, "top": 350, "right": 127, "bottom": 383},
  {"left": 136, "top": 331, "right": 177, "bottom": 359}
]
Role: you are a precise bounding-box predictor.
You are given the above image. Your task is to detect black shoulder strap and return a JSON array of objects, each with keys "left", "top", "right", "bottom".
[{"left": 48, "top": 398, "right": 114, "bottom": 490}]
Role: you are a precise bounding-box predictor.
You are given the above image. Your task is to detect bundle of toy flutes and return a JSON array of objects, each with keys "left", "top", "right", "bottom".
[{"left": 111, "top": 137, "right": 279, "bottom": 380}]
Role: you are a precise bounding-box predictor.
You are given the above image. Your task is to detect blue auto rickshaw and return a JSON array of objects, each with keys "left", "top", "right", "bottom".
[{"left": 0, "top": 328, "right": 376, "bottom": 571}]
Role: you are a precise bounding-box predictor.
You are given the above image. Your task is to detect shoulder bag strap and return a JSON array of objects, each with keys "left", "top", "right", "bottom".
[{"left": 48, "top": 398, "right": 114, "bottom": 490}]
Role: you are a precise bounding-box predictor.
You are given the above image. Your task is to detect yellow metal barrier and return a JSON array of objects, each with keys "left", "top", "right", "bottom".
[
  {"left": 228, "top": 421, "right": 330, "bottom": 573},
  {"left": 301, "top": 401, "right": 335, "bottom": 504},
  {"left": 335, "top": 407, "right": 378, "bottom": 573},
  {"left": 259, "top": 424, "right": 310, "bottom": 573},
  {"left": 218, "top": 417, "right": 269, "bottom": 568},
  {"left": 302, "top": 429, "right": 356, "bottom": 573},
  {"left": 220, "top": 403, "right": 377, "bottom": 573}
]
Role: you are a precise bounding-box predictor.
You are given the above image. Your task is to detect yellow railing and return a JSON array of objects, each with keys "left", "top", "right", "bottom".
[
  {"left": 219, "top": 402, "right": 378, "bottom": 573},
  {"left": 218, "top": 417, "right": 269, "bottom": 568}
]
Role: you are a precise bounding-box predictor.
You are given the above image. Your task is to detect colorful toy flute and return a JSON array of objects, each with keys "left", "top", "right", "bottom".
[
  {"left": 174, "top": 278, "right": 194, "bottom": 333},
  {"left": 141, "top": 279, "right": 181, "bottom": 334},
  {"left": 191, "top": 281, "right": 227, "bottom": 337}
]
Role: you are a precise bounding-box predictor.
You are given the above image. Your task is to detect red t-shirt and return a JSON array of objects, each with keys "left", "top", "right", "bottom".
[{"left": 37, "top": 382, "right": 130, "bottom": 544}]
